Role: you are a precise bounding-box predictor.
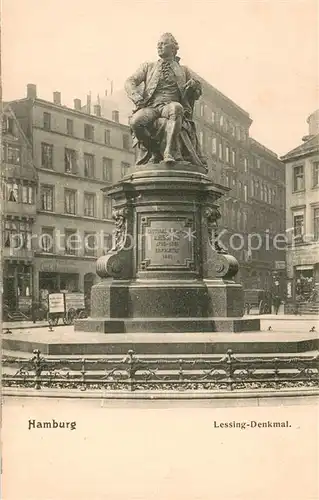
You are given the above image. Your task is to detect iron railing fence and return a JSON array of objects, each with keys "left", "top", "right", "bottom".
[{"left": 2, "top": 349, "right": 319, "bottom": 392}]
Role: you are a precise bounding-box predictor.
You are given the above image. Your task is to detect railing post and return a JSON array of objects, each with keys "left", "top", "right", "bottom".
[
  {"left": 274, "top": 358, "right": 280, "bottom": 389},
  {"left": 80, "top": 358, "right": 87, "bottom": 391},
  {"left": 126, "top": 349, "right": 136, "bottom": 392},
  {"left": 178, "top": 359, "right": 184, "bottom": 390},
  {"left": 32, "top": 349, "right": 43, "bottom": 390},
  {"left": 225, "top": 349, "right": 234, "bottom": 391}
]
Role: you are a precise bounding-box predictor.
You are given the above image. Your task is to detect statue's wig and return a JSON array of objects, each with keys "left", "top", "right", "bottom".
[{"left": 159, "top": 33, "right": 179, "bottom": 55}]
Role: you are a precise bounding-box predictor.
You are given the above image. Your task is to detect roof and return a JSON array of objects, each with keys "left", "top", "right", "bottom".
[
  {"left": 8, "top": 97, "right": 131, "bottom": 131},
  {"left": 281, "top": 134, "right": 319, "bottom": 162}
]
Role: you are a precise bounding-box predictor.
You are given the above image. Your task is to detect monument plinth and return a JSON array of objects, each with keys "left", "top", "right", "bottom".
[{"left": 75, "top": 161, "right": 260, "bottom": 334}]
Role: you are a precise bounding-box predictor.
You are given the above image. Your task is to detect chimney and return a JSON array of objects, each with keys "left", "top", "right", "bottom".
[
  {"left": 53, "top": 91, "right": 61, "bottom": 105},
  {"left": 27, "top": 84, "right": 37, "bottom": 99},
  {"left": 94, "top": 104, "right": 101, "bottom": 117},
  {"left": 87, "top": 94, "right": 91, "bottom": 114},
  {"left": 74, "top": 98, "right": 82, "bottom": 111},
  {"left": 112, "top": 110, "right": 119, "bottom": 123},
  {"left": 307, "top": 109, "right": 319, "bottom": 137}
]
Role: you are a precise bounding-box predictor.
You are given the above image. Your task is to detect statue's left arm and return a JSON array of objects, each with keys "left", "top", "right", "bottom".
[{"left": 184, "top": 67, "right": 202, "bottom": 100}]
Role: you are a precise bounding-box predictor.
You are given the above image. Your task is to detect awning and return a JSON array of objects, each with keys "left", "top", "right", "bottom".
[{"left": 295, "top": 265, "right": 314, "bottom": 271}]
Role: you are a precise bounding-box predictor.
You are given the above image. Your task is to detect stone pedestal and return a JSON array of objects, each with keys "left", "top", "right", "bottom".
[{"left": 75, "top": 161, "right": 259, "bottom": 333}]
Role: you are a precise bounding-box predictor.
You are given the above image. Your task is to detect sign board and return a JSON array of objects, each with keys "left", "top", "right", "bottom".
[
  {"left": 48, "top": 293, "right": 65, "bottom": 313},
  {"left": 18, "top": 297, "right": 32, "bottom": 311},
  {"left": 287, "top": 282, "right": 292, "bottom": 298},
  {"left": 274, "top": 261, "right": 286, "bottom": 270},
  {"left": 64, "top": 293, "right": 85, "bottom": 311},
  {"left": 142, "top": 219, "right": 194, "bottom": 269}
]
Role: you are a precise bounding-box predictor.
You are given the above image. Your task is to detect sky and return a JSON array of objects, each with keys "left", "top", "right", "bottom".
[{"left": 2, "top": 0, "right": 318, "bottom": 156}]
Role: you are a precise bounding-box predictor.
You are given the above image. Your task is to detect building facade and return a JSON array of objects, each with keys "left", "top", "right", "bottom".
[
  {"left": 10, "top": 85, "right": 135, "bottom": 306},
  {"left": 1, "top": 104, "right": 38, "bottom": 314},
  {"left": 281, "top": 110, "right": 319, "bottom": 302},
  {"left": 192, "top": 78, "right": 286, "bottom": 293},
  {"left": 94, "top": 76, "right": 286, "bottom": 292}
]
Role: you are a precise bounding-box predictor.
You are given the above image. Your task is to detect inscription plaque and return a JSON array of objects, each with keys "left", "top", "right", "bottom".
[{"left": 141, "top": 218, "right": 195, "bottom": 269}]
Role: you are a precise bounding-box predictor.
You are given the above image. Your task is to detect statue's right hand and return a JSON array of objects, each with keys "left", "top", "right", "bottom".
[{"left": 132, "top": 93, "right": 144, "bottom": 105}]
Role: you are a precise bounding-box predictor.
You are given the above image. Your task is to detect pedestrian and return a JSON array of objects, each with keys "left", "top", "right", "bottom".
[
  {"left": 294, "top": 292, "right": 302, "bottom": 315},
  {"left": 273, "top": 295, "right": 281, "bottom": 315}
]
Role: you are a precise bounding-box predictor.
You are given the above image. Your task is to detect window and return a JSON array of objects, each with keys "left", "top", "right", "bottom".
[
  {"left": 229, "top": 123, "right": 235, "bottom": 137},
  {"left": 256, "top": 158, "right": 260, "bottom": 169},
  {"left": 65, "top": 229, "right": 77, "bottom": 255},
  {"left": 84, "top": 153, "right": 95, "bottom": 178},
  {"left": 84, "top": 232, "right": 97, "bottom": 256},
  {"left": 312, "top": 162, "right": 319, "bottom": 188},
  {"left": 255, "top": 180, "right": 260, "bottom": 198},
  {"left": 244, "top": 158, "right": 249, "bottom": 172},
  {"left": 64, "top": 148, "right": 77, "bottom": 173},
  {"left": 84, "top": 193, "right": 95, "bottom": 217},
  {"left": 6, "top": 182, "right": 19, "bottom": 202},
  {"left": 251, "top": 179, "right": 255, "bottom": 197},
  {"left": 211, "top": 137, "right": 217, "bottom": 155},
  {"left": 199, "top": 131, "right": 204, "bottom": 148},
  {"left": 238, "top": 181, "right": 242, "bottom": 199},
  {"left": 7, "top": 146, "right": 21, "bottom": 165},
  {"left": 265, "top": 186, "right": 269, "bottom": 204},
  {"left": 4, "top": 220, "right": 32, "bottom": 250},
  {"left": 244, "top": 184, "right": 248, "bottom": 202},
  {"left": 211, "top": 111, "right": 216, "bottom": 123},
  {"left": 103, "top": 233, "right": 113, "bottom": 254},
  {"left": 103, "top": 196, "right": 112, "bottom": 219},
  {"left": 66, "top": 119, "right": 74, "bottom": 136},
  {"left": 200, "top": 103, "right": 205, "bottom": 117},
  {"left": 293, "top": 214, "right": 304, "bottom": 238},
  {"left": 260, "top": 183, "right": 264, "bottom": 201},
  {"left": 43, "top": 112, "right": 51, "bottom": 130},
  {"left": 225, "top": 146, "right": 230, "bottom": 163},
  {"left": 3, "top": 116, "right": 14, "bottom": 134},
  {"left": 104, "top": 129, "right": 111, "bottom": 145},
  {"left": 122, "top": 134, "right": 130, "bottom": 150},
  {"left": 314, "top": 208, "right": 319, "bottom": 240},
  {"left": 41, "top": 143, "right": 53, "bottom": 169},
  {"left": 102, "top": 157, "right": 113, "bottom": 182},
  {"left": 225, "top": 173, "right": 230, "bottom": 188},
  {"left": 22, "top": 185, "right": 34, "bottom": 204},
  {"left": 219, "top": 115, "right": 224, "bottom": 128},
  {"left": 218, "top": 141, "right": 223, "bottom": 160},
  {"left": 84, "top": 124, "right": 94, "bottom": 141},
  {"left": 41, "top": 185, "right": 54, "bottom": 211},
  {"left": 231, "top": 150, "right": 236, "bottom": 166},
  {"left": 243, "top": 212, "right": 247, "bottom": 231},
  {"left": 64, "top": 189, "right": 77, "bottom": 214},
  {"left": 40, "top": 227, "right": 54, "bottom": 253},
  {"left": 121, "top": 162, "right": 130, "bottom": 177}
]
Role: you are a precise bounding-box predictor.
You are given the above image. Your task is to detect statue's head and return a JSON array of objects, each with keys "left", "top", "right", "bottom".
[{"left": 157, "top": 33, "right": 179, "bottom": 59}]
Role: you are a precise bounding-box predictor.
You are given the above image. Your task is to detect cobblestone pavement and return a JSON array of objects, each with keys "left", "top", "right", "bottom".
[
  {"left": 2, "top": 395, "right": 318, "bottom": 500},
  {"left": 2, "top": 314, "right": 318, "bottom": 332}
]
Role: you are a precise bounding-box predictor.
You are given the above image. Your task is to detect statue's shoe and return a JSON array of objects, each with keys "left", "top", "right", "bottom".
[
  {"left": 163, "top": 154, "right": 176, "bottom": 163},
  {"left": 149, "top": 155, "right": 162, "bottom": 164}
]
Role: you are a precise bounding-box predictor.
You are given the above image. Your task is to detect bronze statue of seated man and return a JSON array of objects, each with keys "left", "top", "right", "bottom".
[{"left": 125, "top": 32, "right": 207, "bottom": 169}]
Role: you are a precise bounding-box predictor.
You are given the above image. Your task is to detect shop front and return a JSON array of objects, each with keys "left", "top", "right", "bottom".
[
  {"left": 3, "top": 261, "right": 33, "bottom": 312},
  {"left": 294, "top": 264, "right": 317, "bottom": 301},
  {"left": 34, "top": 257, "right": 98, "bottom": 305}
]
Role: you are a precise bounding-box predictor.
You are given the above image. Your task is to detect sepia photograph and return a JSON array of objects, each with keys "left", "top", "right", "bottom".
[{"left": 1, "top": 0, "right": 318, "bottom": 499}]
